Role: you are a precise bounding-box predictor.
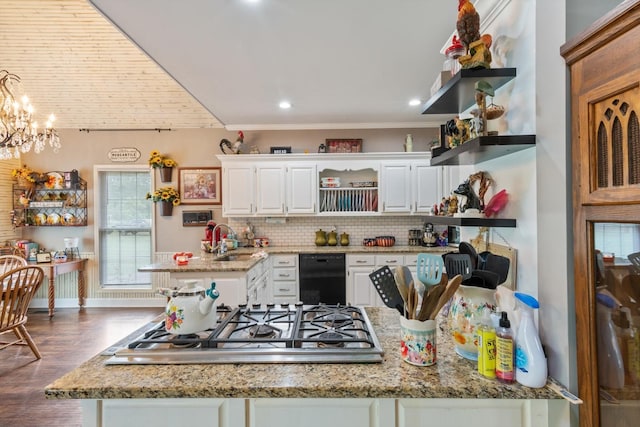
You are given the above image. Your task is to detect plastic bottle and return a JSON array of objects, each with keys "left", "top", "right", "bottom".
[
  {"left": 595, "top": 293, "right": 624, "bottom": 389},
  {"left": 477, "top": 311, "right": 496, "bottom": 379},
  {"left": 514, "top": 293, "right": 547, "bottom": 388},
  {"left": 496, "top": 311, "right": 515, "bottom": 383}
]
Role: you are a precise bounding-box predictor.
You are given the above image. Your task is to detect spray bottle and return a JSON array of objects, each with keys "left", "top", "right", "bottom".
[
  {"left": 495, "top": 311, "right": 515, "bottom": 383},
  {"left": 514, "top": 293, "right": 547, "bottom": 388},
  {"left": 477, "top": 311, "right": 496, "bottom": 379},
  {"left": 596, "top": 293, "right": 624, "bottom": 389}
]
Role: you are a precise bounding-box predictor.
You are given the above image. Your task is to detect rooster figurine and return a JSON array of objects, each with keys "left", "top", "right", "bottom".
[
  {"left": 219, "top": 130, "right": 244, "bottom": 154},
  {"left": 456, "top": 0, "right": 480, "bottom": 51}
]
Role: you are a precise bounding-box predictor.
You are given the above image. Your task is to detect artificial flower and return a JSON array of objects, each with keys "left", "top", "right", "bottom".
[
  {"left": 148, "top": 150, "right": 177, "bottom": 168},
  {"left": 146, "top": 186, "right": 181, "bottom": 205}
]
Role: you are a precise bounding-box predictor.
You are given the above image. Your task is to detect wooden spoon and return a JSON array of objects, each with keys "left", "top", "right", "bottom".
[
  {"left": 429, "top": 274, "right": 462, "bottom": 320},
  {"left": 394, "top": 266, "right": 409, "bottom": 314}
]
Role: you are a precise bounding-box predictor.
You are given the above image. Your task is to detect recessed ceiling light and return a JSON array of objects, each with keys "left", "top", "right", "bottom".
[
  {"left": 408, "top": 99, "right": 421, "bottom": 106},
  {"left": 279, "top": 101, "right": 292, "bottom": 109}
]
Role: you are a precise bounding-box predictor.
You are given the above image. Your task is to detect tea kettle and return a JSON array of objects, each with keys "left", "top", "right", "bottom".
[{"left": 158, "top": 280, "right": 219, "bottom": 334}]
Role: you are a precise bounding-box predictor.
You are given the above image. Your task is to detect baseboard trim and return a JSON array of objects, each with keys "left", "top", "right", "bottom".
[{"left": 31, "top": 298, "right": 165, "bottom": 309}]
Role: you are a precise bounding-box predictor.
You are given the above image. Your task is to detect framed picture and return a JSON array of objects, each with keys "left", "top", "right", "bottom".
[
  {"left": 178, "top": 167, "right": 222, "bottom": 205},
  {"left": 325, "top": 138, "right": 362, "bottom": 153}
]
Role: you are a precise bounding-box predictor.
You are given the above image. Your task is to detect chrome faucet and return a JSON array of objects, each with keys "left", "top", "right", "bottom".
[{"left": 212, "top": 223, "right": 236, "bottom": 256}]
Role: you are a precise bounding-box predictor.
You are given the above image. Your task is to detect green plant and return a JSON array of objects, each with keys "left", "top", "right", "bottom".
[
  {"left": 148, "top": 150, "right": 177, "bottom": 168},
  {"left": 146, "top": 186, "right": 181, "bottom": 206}
]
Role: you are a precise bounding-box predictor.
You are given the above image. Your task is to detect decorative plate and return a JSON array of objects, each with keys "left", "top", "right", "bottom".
[
  {"left": 47, "top": 213, "right": 61, "bottom": 225},
  {"left": 35, "top": 213, "right": 47, "bottom": 225},
  {"left": 44, "top": 172, "right": 64, "bottom": 189},
  {"left": 62, "top": 212, "right": 75, "bottom": 225}
]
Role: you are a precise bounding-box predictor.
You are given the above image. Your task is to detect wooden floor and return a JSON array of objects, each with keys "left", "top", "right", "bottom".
[{"left": 0, "top": 307, "right": 160, "bottom": 427}]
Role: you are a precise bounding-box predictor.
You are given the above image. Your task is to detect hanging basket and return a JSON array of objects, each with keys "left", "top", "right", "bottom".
[
  {"left": 158, "top": 201, "right": 174, "bottom": 217},
  {"left": 159, "top": 167, "right": 173, "bottom": 183}
]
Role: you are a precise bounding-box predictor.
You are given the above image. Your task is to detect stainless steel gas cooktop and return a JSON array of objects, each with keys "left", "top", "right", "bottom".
[{"left": 103, "top": 304, "right": 384, "bottom": 364}]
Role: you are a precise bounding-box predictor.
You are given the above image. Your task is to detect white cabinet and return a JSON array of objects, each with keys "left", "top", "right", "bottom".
[
  {"left": 98, "top": 398, "right": 244, "bottom": 427},
  {"left": 271, "top": 254, "right": 299, "bottom": 304},
  {"left": 255, "top": 164, "right": 286, "bottom": 215},
  {"left": 247, "top": 260, "right": 270, "bottom": 305},
  {"left": 413, "top": 162, "right": 442, "bottom": 213},
  {"left": 219, "top": 153, "right": 441, "bottom": 218},
  {"left": 379, "top": 162, "right": 412, "bottom": 212},
  {"left": 88, "top": 398, "right": 550, "bottom": 427},
  {"left": 347, "top": 254, "right": 414, "bottom": 307},
  {"left": 286, "top": 163, "right": 317, "bottom": 214},
  {"left": 248, "top": 398, "right": 395, "bottom": 427},
  {"left": 222, "top": 163, "right": 254, "bottom": 216}
]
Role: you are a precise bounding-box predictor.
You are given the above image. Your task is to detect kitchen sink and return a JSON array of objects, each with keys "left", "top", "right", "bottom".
[{"left": 215, "top": 253, "right": 254, "bottom": 262}]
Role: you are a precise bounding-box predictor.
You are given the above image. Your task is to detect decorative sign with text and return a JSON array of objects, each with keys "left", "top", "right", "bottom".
[{"left": 108, "top": 148, "right": 141, "bottom": 162}]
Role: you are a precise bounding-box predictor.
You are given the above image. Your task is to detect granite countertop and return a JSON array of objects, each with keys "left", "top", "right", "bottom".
[
  {"left": 139, "top": 245, "right": 453, "bottom": 273},
  {"left": 45, "top": 308, "right": 559, "bottom": 401}
]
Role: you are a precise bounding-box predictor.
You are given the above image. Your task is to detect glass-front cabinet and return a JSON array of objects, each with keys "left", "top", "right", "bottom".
[{"left": 592, "top": 222, "right": 640, "bottom": 425}]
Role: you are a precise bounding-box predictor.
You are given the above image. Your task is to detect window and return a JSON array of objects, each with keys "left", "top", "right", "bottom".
[{"left": 95, "top": 166, "right": 152, "bottom": 287}]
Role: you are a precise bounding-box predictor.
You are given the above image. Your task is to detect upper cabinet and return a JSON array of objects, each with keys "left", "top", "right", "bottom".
[{"left": 422, "top": 68, "right": 536, "bottom": 166}]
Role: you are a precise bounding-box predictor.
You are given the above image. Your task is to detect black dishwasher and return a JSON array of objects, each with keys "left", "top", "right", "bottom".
[{"left": 299, "top": 253, "right": 346, "bottom": 304}]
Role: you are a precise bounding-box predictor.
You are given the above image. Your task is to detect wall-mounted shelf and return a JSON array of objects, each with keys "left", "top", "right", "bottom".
[
  {"left": 422, "top": 68, "right": 517, "bottom": 114},
  {"left": 430, "top": 134, "right": 536, "bottom": 166},
  {"left": 423, "top": 215, "right": 516, "bottom": 228}
]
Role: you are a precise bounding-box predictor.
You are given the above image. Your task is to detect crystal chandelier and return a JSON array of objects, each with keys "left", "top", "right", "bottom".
[{"left": 0, "top": 70, "right": 60, "bottom": 160}]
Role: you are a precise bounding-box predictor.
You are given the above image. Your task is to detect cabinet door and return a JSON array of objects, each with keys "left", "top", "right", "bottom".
[
  {"left": 223, "top": 165, "right": 254, "bottom": 216},
  {"left": 347, "top": 266, "right": 377, "bottom": 306},
  {"left": 287, "top": 163, "right": 317, "bottom": 214},
  {"left": 413, "top": 163, "right": 442, "bottom": 213},
  {"left": 249, "top": 398, "right": 395, "bottom": 427},
  {"left": 255, "top": 165, "right": 286, "bottom": 215},
  {"left": 380, "top": 162, "right": 412, "bottom": 212},
  {"left": 102, "top": 398, "right": 245, "bottom": 427}
]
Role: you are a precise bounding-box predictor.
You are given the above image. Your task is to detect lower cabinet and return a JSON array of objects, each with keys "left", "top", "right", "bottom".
[
  {"left": 270, "top": 254, "right": 299, "bottom": 304},
  {"left": 346, "top": 254, "right": 405, "bottom": 307},
  {"left": 85, "top": 398, "right": 553, "bottom": 427}
]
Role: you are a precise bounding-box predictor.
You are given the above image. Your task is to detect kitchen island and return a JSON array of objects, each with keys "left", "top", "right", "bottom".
[{"left": 45, "top": 307, "right": 562, "bottom": 427}]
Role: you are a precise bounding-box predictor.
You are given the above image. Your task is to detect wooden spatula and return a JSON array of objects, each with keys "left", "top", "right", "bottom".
[{"left": 429, "top": 274, "right": 462, "bottom": 320}]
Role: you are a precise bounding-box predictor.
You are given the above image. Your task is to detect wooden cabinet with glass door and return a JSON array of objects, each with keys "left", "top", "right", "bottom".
[{"left": 561, "top": 2, "right": 640, "bottom": 426}]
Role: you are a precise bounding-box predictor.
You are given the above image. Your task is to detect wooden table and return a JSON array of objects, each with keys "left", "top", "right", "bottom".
[{"left": 28, "top": 259, "right": 88, "bottom": 317}]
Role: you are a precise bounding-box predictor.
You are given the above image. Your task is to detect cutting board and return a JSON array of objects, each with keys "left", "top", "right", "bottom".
[{"left": 470, "top": 235, "right": 517, "bottom": 290}]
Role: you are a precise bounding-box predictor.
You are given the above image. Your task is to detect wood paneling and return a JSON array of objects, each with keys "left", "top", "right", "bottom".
[{"left": 0, "top": 0, "right": 220, "bottom": 129}]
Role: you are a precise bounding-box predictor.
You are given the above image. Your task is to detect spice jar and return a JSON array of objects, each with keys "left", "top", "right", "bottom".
[{"left": 444, "top": 35, "right": 465, "bottom": 76}]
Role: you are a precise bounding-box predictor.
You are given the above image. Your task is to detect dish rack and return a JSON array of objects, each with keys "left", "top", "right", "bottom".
[{"left": 319, "top": 187, "right": 378, "bottom": 213}]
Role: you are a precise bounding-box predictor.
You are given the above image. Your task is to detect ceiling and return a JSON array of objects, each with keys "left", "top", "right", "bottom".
[{"left": 2, "top": 0, "right": 470, "bottom": 131}]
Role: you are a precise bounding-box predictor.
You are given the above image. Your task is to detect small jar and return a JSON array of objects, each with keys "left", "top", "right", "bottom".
[{"left": 444, "top": 36, "right": 465, "bottom": 76}]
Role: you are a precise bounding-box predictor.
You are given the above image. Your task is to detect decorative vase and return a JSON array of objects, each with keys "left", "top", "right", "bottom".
[
  {"left": 340, "top": 232, "right": 350, "bottom": 246},
  {"left": 158, "top": 201, "right": 174, "bottom": 216},
  {"left": 449, "top": 284, "right": 497, "bottom": 360},
  {"left": 315, "top": 229, "right": 327, "bottom": 246},
  {"left": 159, "top": 167, "right": 173, "bottom": 183},
  {"left": 327, "top": 231, "right": 338, "bottom": 246}
]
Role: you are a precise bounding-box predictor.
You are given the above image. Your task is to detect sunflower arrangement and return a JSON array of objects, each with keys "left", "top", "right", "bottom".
[
  {"left": 146, "top": 186, "right": 181, "bottom": 206},
  {"left": 11, "top": 164, "right": 38, "bottom": 183},
  {"left": 148, "top": 150, "right": 177, "bottom": 169}
]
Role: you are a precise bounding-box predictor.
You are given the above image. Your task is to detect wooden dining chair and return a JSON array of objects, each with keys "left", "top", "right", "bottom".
[
  {"left": 0, "top": 266, "right": 45, "bottom": 359},
  {"left": 0, "top": 254, "right": 27, "bottom": 275}
]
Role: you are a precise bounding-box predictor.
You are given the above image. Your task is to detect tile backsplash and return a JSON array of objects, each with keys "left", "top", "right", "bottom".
[{"left": 227, "top": 216, "right": 447, "bottom": 248}]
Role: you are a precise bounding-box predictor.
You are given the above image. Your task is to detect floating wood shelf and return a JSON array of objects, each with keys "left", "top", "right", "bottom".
[
  {"left": 422, "top": 68, "right": 517, "bottom": 114},
  {"left": 423, "top": 215, "right": 516, "bottom": 228},
  {"left": 430, "top": 135, "right": 536, "bottom": 166}
]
